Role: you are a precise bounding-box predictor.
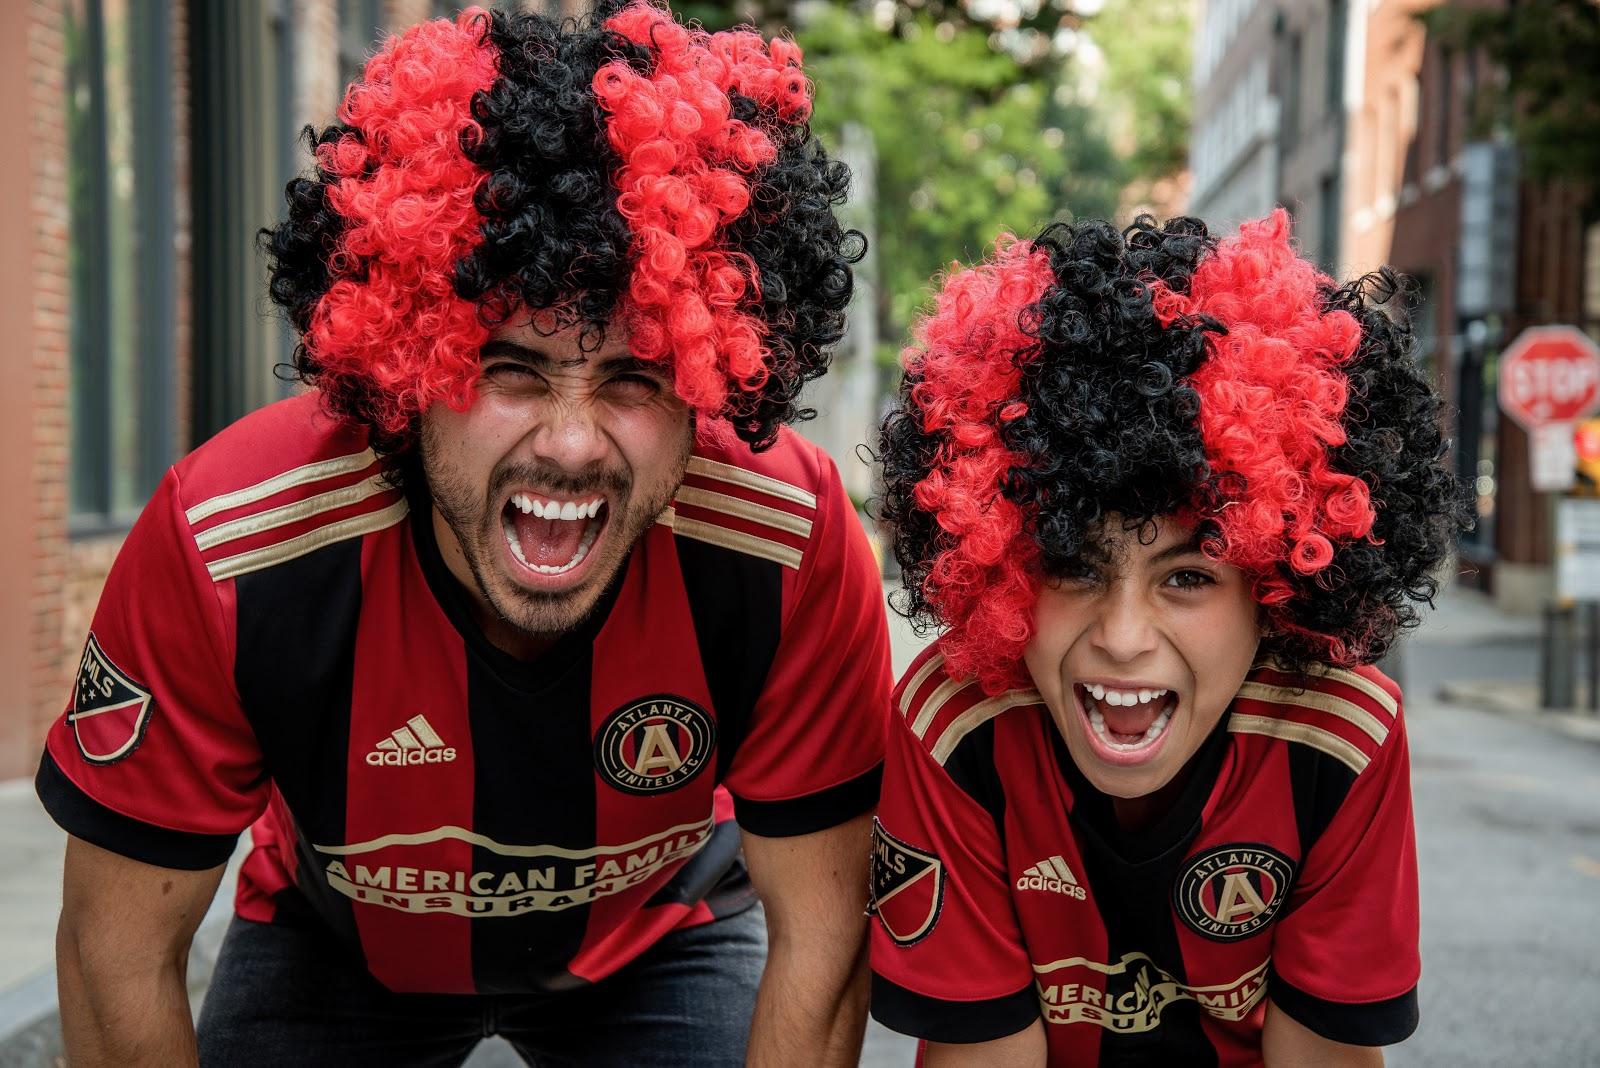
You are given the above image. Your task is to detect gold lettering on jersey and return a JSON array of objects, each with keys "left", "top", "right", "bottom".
[
  {"left": 1033, "top": 954, "right": 1270, "bottom": 1030},
  {"left": 316, "top": 817, "right": 714, "bottom": 917}
]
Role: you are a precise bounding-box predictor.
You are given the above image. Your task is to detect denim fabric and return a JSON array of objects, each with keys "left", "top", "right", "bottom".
[{"left": 196, "top": 906, "right": 766, "bottom": 1068}]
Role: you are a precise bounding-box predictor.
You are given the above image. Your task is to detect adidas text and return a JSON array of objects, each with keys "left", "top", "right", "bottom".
[
  {"left": 1016, "top": 873, "right": 1087, "bottom": 899},
  {"left": 367, "top": 747, "right": 457, "bottom": 767}
]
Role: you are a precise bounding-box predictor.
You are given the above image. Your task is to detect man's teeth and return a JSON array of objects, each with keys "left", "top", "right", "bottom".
[
  {"left": 509, "top": 493, "right": 604, "bottom": 520},
  {"left": 1084, "top": 683, "right": 1169, "bottom": 707},
  {"left": 1088, "top": 706, "right": 1173, "bottom": 751}
]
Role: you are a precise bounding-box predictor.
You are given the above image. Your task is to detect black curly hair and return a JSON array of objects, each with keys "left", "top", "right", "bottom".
[
  {"left": 879, "top": 213, "right": 1468, "bottom": 690},
  {"left": 260, "top": 2, "right": 862, "bottom": 481}
]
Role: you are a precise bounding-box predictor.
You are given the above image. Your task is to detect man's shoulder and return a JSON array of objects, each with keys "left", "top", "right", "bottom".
[
  {"left": 665, "top": 425, "right": 837, "bottom": 573},
  {"left": 1228, "top": 661, "right": 1404, "bottom": 778},
  {"left": 169, "top": 392, "right": 407, "bottom": 584},
  {"left": 894, "top": 646, "right": 1043, "bottom": 769}
]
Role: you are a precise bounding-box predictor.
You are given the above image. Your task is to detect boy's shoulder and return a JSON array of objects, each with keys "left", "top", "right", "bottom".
[
  {"left": 1228, "top": 661, "right": 1404, "bottom": 777},
  {"left": 893, "top": 644, "right": 1043, "bottom": 769}
]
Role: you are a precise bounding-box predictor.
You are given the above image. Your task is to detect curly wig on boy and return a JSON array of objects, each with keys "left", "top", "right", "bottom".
[
  {"left": 879, "top": 211, "right": 1465, "bottom": 694},
  {"left": 262, "top": 2, "right": 861, "bottom": 469}
]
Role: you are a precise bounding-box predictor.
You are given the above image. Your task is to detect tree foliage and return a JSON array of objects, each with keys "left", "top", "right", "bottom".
[{"left": 1422, "top": 0, "right": 1600, "bottom": 186}]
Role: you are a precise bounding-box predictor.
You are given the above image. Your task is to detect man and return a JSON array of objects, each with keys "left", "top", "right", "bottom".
[{"left": 38, "top": 5, "right": 888, "bottom": 1066}]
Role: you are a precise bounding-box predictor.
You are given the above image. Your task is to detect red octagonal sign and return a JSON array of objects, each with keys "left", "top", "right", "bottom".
[{"left": 1499, "top": 325, "right": 1600, "bottom": 429}]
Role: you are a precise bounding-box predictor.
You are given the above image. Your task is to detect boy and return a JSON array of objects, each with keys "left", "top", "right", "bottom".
[{"left": 869, "top": 212, "right": 1462, "bottom": 1066}]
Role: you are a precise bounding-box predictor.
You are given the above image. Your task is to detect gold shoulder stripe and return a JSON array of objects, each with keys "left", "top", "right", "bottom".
[
  {"left": 194, "top": 474, "right": 391, "bottom": 552},
  {"left": 1227, "top": 712, "right": 1370, "bottom": 774},
  {"left": 1308, "top": 664, "right": 1399, "bottom": 717},
  {"left": 185, "top": 448, "right": 377, "bottom": 525},
  {"left": 206, "top": 497, "right": 409, "bottom": 582},
  {"left": 1259, "top": 659, "right": 1399, "bottom": 717},
  {"left": 659, "top": 507, "right": 803, "bottom": 569},
  {"left": 1235, "top": 682, "right": 1389, "bottom": 745},
  {"left": 930, "top": 689, "right": 1041, "bottom": 766},
  {"left": 897, "top": 654, "right": 948, "bottom": 718},
  {"left": 686, "top": 456, "right": 817, "bottom": 509},
  {"left": 910, "top": 674, "right": 968, "bottom": 740},
  {"left": 673, "top": 485, "right": 813, "bottom": 539}
]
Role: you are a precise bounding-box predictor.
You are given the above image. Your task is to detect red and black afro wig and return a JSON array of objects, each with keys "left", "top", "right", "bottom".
[
  {"left": 262, "top": 2, "right": 861, "bottom": 473},
  {"left": 879, "top": 211, "right": 1466, "bottom": 694}
]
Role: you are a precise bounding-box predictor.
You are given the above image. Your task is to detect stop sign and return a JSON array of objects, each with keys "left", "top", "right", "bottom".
[{"left": 1499, "top": 325, "right": 1600, "bottom": 429}]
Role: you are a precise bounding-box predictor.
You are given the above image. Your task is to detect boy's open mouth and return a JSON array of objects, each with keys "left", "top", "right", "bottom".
[
  {"left": 1074, "top": 683, "right": 1178, "bottom": 755},
  {"left": 500, "top": 492, "right": 611, "bottom": 579}
]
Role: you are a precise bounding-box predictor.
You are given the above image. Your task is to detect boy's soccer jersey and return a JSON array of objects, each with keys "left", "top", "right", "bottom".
[
  {"left": 38, "top": 392, "right": 889, "bottom": 995},
  {"left": 869, "top": 646, "right": 1419, "bottom": 1066}
]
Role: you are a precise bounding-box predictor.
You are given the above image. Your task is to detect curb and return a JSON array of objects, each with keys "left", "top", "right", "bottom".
[{"left": 1436, "top": 681, "right": 1600, "bottom": 746}]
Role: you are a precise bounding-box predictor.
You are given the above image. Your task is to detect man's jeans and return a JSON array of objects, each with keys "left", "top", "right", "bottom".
[{"left": 196, "top": 906, "right": 766, "bottom": 1067}]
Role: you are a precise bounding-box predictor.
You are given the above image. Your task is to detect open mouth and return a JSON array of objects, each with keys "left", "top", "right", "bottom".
[
  {"left": 1074, "top": 682, "right": 1177, "bottom": 760},
  {"left": 500, "top": 491, "right": 611, "bottom": 579}
]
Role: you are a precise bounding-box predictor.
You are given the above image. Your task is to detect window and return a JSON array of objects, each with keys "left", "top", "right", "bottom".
[
  {"left": 1326, "top": 0, "right": 1347, "bottom": 116},
  {"left": 1435, "top": 47, "right": 1454, "bottom": 168},
  {"left": 1584, "top": 220, "right": 1600, "bottom": 344},
  {"left": 1318, "top": 171, "right": 1341, "bottom": 275},
  {"left": 64, "top": 0, "right": 175, "bottom": 529},
  {"left": 338, "top": 0, "right": 383, "bottom": 92},
  {"left": 1280, "top": 31, "right": 1302, "bottom": 153}
]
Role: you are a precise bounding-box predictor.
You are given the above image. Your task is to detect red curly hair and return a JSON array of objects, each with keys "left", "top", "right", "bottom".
[
  {"left": 905, "top": 211, "right": 1378, "bottom": 691},
  {"left": 300, "top": 3, "right": 819, "bottom": 439}
]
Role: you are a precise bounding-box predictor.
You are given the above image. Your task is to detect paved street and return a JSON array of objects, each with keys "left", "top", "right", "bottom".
[{"left": 5, "top": 588, "right": 1599, "bottom": 1066}]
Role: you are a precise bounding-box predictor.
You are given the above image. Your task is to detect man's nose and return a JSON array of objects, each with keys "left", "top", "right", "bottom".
[{"left": 528, "top": 402, "right": 610, "bottom": 471}]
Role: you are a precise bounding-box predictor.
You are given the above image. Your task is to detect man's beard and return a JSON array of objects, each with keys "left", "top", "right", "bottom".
[{"left": 422, "top": 437, "right": 688, "bottom": 641}]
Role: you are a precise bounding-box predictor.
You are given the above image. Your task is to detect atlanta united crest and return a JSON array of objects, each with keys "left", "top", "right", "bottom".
[
  {"left": 869, "top": 819, "right": 945, "bottom": 946},
  {"left": 594, "top": 695, "right": 717, "bottom": 795},
  {"left": 68, "top": 633, "right": 155, "bottom": 765},
  {"left": 1173, "top": 843, "right": 1295, "bottom": 942}
]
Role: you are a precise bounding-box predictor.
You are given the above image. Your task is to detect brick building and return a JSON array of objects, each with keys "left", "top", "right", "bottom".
[{"left": 0, "top": 0, "right": 581, "bottom": 781}]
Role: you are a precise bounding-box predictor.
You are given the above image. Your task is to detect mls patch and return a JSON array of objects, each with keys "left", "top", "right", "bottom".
[
  {"left": 68, "top": 633, "right": 155, "bottom": 765},
  {"left": 869, "top": 818, "right": 945, "bottom": 946}
]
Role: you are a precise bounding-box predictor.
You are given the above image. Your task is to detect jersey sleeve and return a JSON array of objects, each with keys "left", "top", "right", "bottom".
[
  {"left": 869, "top": 703, "right": 1038, "bottom": 1044},
  {"left": 35, "top": 467, "right": 267, "bottom": 870},
  {"left": 720, "top": 458, "right": 890, "bottom": 837},
  {"left": 1268, "top": 698, "right": 1420, "bottom": 1046}
]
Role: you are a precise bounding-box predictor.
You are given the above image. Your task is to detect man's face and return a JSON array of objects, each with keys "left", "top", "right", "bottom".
[
  {"left": 1021, "top": 516, "right": 1262, "bottom": 799},
  {"left": 421, "top": 318, "right": 692, "bottom": 641}
]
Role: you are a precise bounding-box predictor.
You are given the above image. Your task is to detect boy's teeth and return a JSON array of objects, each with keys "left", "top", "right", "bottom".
[
  {"left": 1087, "top": 706, "right": 1173, "bottom": 751},
  {"left": 1084, "top": 684, "right": 1168, "bottom": 708}
]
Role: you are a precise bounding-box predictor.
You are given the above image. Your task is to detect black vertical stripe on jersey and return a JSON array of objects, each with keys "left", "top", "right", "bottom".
[
  {"left": 232, "top": 541, "right": 364, "bottom": 951},
  {"left": 671, "top": 537, "right": 782, "bottom": 782},
  {"left": 1286, "top": 744, "right": 1359, "bottom": 858},
  {"left": 465, "top": 647, "right": 599, "bottom": 994},
  {"left": 1051, "top": 723, "right": 1228, "bottom": 1068}
]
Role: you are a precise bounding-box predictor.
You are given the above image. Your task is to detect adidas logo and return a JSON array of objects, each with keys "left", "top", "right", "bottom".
[
  {"left": 1017, "top": 855, "right": 1087, "bottom": 900},
  {"left": 365, "top": 715, "right": 458, "bottom": 767}
]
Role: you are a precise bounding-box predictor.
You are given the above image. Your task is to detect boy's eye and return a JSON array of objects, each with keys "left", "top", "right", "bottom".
[
  {"left": 1164, "top": 568, "right": 1215, "bottom": 590},
  {"left": 1053, "top": 563, "right": 1100, "bottom": 587}
]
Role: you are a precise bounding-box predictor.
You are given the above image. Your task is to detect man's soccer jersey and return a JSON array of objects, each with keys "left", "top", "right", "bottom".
[
  {"left": 869, "top": 646, "right": 1419, "bottom": 1066},
  {"left": 39, "top": 391, "right": 889, "bottom": 995}
]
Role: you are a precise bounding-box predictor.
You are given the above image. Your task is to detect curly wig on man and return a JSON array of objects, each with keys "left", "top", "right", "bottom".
[
  {"left": 262, "top": 2, "right": 861, "bottom": 469},
  {"left": 879, "top": 210, "right": 1465, "bottom": 694}
]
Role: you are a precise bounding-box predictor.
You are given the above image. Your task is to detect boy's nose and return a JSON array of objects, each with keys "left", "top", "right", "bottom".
[{"left": 1089, "top": 589, "right": 1160, "bottom": 663}]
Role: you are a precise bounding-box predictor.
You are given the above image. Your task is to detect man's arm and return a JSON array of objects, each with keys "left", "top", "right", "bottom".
[
  {"left": 924, "top": 1021, "right": 1047, "bottom": 1067},
  {"left": 56, "top": 835, "right": 225, "bottom": 1068},
  {"left": 1263, "top": 1001, "right": 1384, "bottom": 1068},
  {"left": 740, "top": 812, "right": 873, "bottom": 1068}
]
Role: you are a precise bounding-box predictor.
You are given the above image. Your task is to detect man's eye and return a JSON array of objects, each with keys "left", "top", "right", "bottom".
[
  {"left": 1165, "top": 569, "right": 1215, "bottom": 590},
  {"left": 484, "top": 363, "right": 535, "bottom": 381},
  {"left": 605, "top": 373, "right": 663, "bottom": 402}
]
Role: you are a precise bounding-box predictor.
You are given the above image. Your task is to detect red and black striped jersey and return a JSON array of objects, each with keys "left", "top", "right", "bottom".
[
  {"left": 39, "top": 392, "right": 890, "bottom": 995},
  {"left": 869, "top": 645, "right": 1419, "bottom": 1066}
]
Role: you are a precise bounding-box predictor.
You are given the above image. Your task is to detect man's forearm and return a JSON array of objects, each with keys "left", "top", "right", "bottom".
[
  {"left": 745, "top": 937, "right": 870, "bottom": 1068},
  {"left": 57, "top": 930, "right": 198, "bottom": 1068}
]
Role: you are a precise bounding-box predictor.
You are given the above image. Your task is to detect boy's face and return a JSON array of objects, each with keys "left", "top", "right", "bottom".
[{"left": 1022, "top": 515, "right": 1262, "bottom": 799}]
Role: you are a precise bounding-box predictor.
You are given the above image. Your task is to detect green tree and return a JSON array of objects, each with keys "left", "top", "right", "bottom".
[
  {"left": 1423, "top": 0, "right": 1600, "bottom": 187},
  {"left": 799, "top": 6, "right": 1121, "bottom": 338}
]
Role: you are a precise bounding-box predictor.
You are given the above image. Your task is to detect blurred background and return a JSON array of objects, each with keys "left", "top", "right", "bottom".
[{"left": 1, "top": 0, "right": 1598, "bottom": 1064}]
